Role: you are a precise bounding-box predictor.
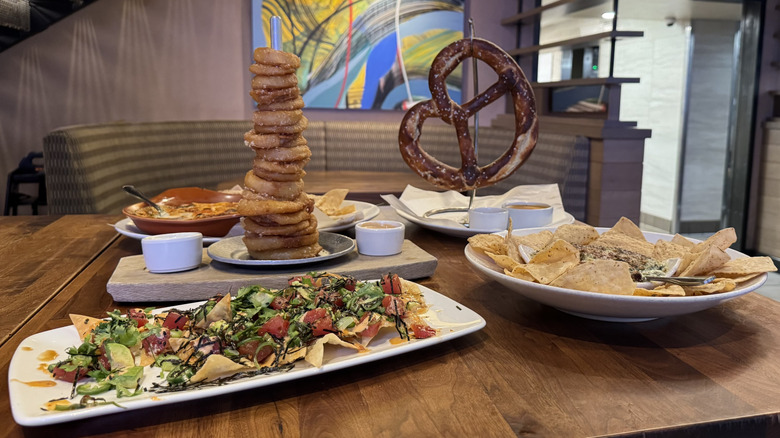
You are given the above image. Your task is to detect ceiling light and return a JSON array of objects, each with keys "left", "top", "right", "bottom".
[{"left": 601, "top": 11, "right": 615, "bottom": 20}]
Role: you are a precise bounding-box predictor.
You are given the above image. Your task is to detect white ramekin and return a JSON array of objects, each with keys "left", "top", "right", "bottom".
[
  {"left": 141, "top": 232, "right": 203, "bottom": 273},
  {"left": 501, "top": 201, "right": 553, "bottom": 228},
  {"left": 355, "top": 220, "right": 405, "bottom": 256}
]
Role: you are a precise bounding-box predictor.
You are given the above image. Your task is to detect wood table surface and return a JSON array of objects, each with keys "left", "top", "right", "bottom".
[
  {"left": 218, "top": 170, "right": 441, "bottom": 204},
  {"left": 3, "top": 212, "right": 780, "bottom": 437}
]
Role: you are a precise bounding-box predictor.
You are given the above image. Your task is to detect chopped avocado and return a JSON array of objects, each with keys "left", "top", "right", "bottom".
[
  {"left": 104, "top": 342, "right": 135, "bottom": 370},
  {"left": 111, "top": 366, "right": 144, "bottom": 389}
]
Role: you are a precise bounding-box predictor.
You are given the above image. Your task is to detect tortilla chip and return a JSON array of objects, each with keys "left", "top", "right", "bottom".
[
  {"left": 487, "top": 251, "right": 522, "bottom": 272},
  {"left": 590, "top": 233, "right": 655, "bottom": 258},
  {"left": 468, "top": 234, "right": 508, "bottom": 256},
  {"left": 683, "top": 278, "right": 737, "bottom": 295},
  {"left": 304, "top": 333, "right": 363, "bottom": 368},
  {"left": 550, "top": 260, "right": 635, "bottom": 295},
  {"left": 552, "top": 224, "right": 600, "bottom": 246},
  {"left": 692, "top": 227, "right": 737, "bottom": 253},
  {"left": 511, "top": 230, "right": 554, "bottom": 252},
  {"left": 634, "top": 284, "right": 686, "bottom": 297},
  {"left": 678, "top": 245, "right": 730, "bottom": 277},
  {"left": 315, "top": 189, "right": 354, "bottom": 216},
  {"left": 652, "top": 240, "right": 689, "bottom": 262},
  {"left": 69, "top": 314, "right": 104, "bottom": 341},
  {"left": 525, "top": 239, "right": 580, "bottom": 284},
  {"left": 190, "top": 354, "right": 251, "bottom": 383},
  {"left": 708, "top": 256, "right": 777, "bottom": 277},
  {"left": 505, "top": 264, "right": 535, "bottom": 281},
  {"left": 671, "top": 234, "right": 695, "bottom": 248},
  {"left": 196, "top": 294, "right": 232, "bottom": 329},
  {"left": 604, "top": 217, "right": 647, "bottom": 242}
]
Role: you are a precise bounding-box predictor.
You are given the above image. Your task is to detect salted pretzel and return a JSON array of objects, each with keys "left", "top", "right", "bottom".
[{"left": 399, "top": 38, "right": 538, "bottom": 191}]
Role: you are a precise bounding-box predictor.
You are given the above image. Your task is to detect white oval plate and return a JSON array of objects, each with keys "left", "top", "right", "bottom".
[
  {"left": 207, "top": 232, "right": 355, "bottom": 266},
  {"left": 9, "top": 282, "right": 486, "bottom": 426},
  {"left": 464, "top": 227, "right": 768, "bottom": 322},
  {"left": 395, "top": 208, "right": 575, "bottom": 238}
]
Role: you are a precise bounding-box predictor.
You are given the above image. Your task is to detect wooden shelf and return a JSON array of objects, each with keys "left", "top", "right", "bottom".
[
  {"left": 532, "top": 77, "right": 640, "bottom": 88},
  {"left": 508, "top": 30, "right": 644, "bottom": 56},
  {"left": 501, "top": 0, "right": 578, "bottom": 25}
]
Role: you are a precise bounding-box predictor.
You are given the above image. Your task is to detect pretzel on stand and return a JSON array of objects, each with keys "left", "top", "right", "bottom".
[{"left": 399, "top": 38, "right": 538, "bottom": 191}]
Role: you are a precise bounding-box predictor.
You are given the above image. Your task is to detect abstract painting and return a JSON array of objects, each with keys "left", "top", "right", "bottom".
[{"left": 252, "top": 0, "right": 464, "bottom": 110}]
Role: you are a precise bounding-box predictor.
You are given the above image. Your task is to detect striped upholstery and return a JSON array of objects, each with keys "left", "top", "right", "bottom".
[{"left": 43, "top": 119, "right": 587, "bottom": 219}]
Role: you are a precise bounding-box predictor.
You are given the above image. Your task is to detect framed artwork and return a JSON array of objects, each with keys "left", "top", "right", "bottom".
[{"left": 252, "top": 0, "right": 464, "bottom": 110}]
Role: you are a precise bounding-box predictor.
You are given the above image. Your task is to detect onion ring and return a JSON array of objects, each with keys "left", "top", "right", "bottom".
[
  {"left": 237, "top": 192, "right": 312, "bottom": 215},
  {"left": 246, "top": 243, "right": 323, "bottom": 260},
  {"left": 252, "top": 110, "right": 304, "bottom": 127},
  {"left": 244, "top": 131, "right": 304, "bottom": 149},
  {"left": 251, "top": 74, "right": 298, "bottom": 90},
  {"left": 254, "top": 144, "right": 311, "bottom": 162},
  {"left": 249, "top": 63, "right": 297, "bottom": 76},
  {"left": 244, "top": 170, "right": 304, "bottom": 201},
  {"left": 241, "top": 217, "right": 312, "bottom": 236},
  {"left": 253, "top": 157, "right": 309, "bottom": 174},
  {"left": 252, "top": 168, "right": 306, "bottom": 182},
  {"left": 253, "top": 47, "right": 301, "bottom": 68},
  {"left": 254, "top": 117, "right": 308, "bottom": 134},
  {"left": 250, "top": 88, "right": 299, "bottom": 105},
  {"left": 246, "top": 208, "right": 312, "bottom": 225},
  {"left": 258, "top": 96, "right": 305, "bottom": 111},
  {"left": 398, "top": 38, "right": 538, "bottom": 191},
  {"left": 243, "top": 231, "right": 319, "bottom": 251}
]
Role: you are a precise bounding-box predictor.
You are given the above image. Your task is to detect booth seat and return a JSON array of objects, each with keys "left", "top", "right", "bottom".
[{"left": 43, "top": 120, "right": 588, "bottom": 219}]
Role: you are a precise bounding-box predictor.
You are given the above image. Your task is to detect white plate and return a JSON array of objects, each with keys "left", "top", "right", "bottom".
[
  {"left": 464, "top": 227, "right": 768, "bottom": 322},
  {"left": 9, "top": 284, "right": 486, "bottom": 426},
  {"left": 316, "top": 201, "right": 381, "bottom": 232},
  {"left": 395, "top": 208, "right": 576, "bottom": 238},
  {"left": 207, "top": 232, "right": 355, "bottom": 266},
  {"left": 113, "top": 218, "right": 244, "bottom": 244}
]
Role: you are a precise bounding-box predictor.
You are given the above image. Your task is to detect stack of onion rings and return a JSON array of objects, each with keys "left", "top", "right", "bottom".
[{"left": 240, "top": 47, "right": 321, "bottom": 260}]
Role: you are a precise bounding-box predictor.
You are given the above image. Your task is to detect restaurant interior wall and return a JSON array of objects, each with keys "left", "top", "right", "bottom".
[{"left": 0, "top": 0, "right": 515, "bottom": 210}]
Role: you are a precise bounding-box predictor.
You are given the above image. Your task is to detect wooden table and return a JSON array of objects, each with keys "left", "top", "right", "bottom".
[
  {"left": 3, "top": 213, "right": 780, "bottom": 437},
  {"left": 218, "top": 170, "right": 441, "bottom": 204}
]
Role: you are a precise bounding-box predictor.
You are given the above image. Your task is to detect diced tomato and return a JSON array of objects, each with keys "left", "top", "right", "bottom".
[
  {"left": 162, "top": 312, "right": 188, "bottom": 330},
  {"left": 380, "top": 274, "right": 402, "bottom": 294},
  {"left": 382, "top": 295, "right": 406, "bottom": 317},
  {"left": 238, "top": 340, "right": 273, "bottom": 362},
  {"left": 303, "top": 308, "right": 334, "bottom": 337},
  {"left": 343, "top": 278, "right": 356, "bottom": 291},
  {"left": 142, "top": 330, "right": 171, "bottom": 355},
  {"left": 289, "top": 274, "right": 321, "bottom": 288},
  {"left": 357, "top": 313, "right": 382, "bottom": 338},
  {"left": 127, "top": 308, "right": 149, "bottom": 327},
  {"left": 98, "top": 353, "right": 111, "bottom": 371},
  {"left": 51, "top": 366, "right": 89, "bottom": 383},
  {"left": 411, "top": 324, "right": 436, "bottom": 339},
  {"left": 270, "top": 295, "right": 289, "bottom": 310},
  {"left": 257, "top": 315, "right": 289, "bottom": 338}
]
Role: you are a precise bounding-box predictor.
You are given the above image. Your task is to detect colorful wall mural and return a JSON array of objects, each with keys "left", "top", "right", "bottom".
[{"left": 252, "top": 0, "right": 464, "bottom": 110}]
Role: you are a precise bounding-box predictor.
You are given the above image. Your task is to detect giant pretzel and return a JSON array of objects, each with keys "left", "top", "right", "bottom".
[{"left": 399, "top": 38, "right": 538, "bottom": 191}]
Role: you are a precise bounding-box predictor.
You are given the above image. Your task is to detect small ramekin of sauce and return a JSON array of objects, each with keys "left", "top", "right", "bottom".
[
  {"left": 501, "top": 201, "right": 553, "bottom": 228},
  {"left": 142, "top": 232, "right": 203, "bottom": 273},
  {"left": 355, "top": 220, "right": 405, "bottom": 256}
]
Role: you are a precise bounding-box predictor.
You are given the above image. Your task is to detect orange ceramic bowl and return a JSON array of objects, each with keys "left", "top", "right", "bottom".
[{"left": 123, "top": 187, "right": 241, "bottom": 237}]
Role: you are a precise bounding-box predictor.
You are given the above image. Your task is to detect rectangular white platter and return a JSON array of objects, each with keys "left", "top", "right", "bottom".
[{"left": 9, "top": 283, "right": 485, "bottom": 426}]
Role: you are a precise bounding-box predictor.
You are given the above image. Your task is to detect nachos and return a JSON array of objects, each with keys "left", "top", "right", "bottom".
[{"left": 45, "top": 273, "right": 436, "bottom": 410}]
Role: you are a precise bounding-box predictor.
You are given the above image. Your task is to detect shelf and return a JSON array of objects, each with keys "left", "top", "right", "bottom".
[
  {"left": 508, "top": 31, "right": 644, "bottom": 56},
  {"left": 501, "top": 0, "right": 578, "bottom": 25},
  {"left": 532, "top": 77, "right": 640, "bottom": 88}
]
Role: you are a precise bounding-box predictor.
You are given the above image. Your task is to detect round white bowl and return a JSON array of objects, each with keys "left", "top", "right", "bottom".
[
  {"left": 142, "top": 232, "right": 203, "bottom": 273},
  {"left": 355, "top": 220, "right": 404, "bottom": 256}
]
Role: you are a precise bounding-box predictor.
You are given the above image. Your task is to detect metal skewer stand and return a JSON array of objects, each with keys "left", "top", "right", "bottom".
[{"left": 423, "top": 18, "right": 479, "bottom": 225}]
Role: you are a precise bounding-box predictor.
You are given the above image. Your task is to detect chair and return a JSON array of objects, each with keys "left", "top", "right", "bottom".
[{"left": 4, "top": 152, "right": 47, "bottom": 215}]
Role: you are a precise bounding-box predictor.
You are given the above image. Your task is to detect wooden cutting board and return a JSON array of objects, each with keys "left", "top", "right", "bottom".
[{"left": 107, "top": 240, "right": 437, "bottom": 302}]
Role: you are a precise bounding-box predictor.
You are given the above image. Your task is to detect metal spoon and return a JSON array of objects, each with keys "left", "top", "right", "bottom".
[
  {"left": 641, "top": 275, "right": 716, "bottom": 286},
  {"left": 122, "top": 185, "right": 166, "bottom": 217}
]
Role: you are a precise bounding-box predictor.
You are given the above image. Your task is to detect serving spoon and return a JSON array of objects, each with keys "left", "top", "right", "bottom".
[
  {"left": 641, "top": 275, "right": 716, "bottom": 286},
  {"left": 122, "top": 185, "right": 167, "bottom": 217}
]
